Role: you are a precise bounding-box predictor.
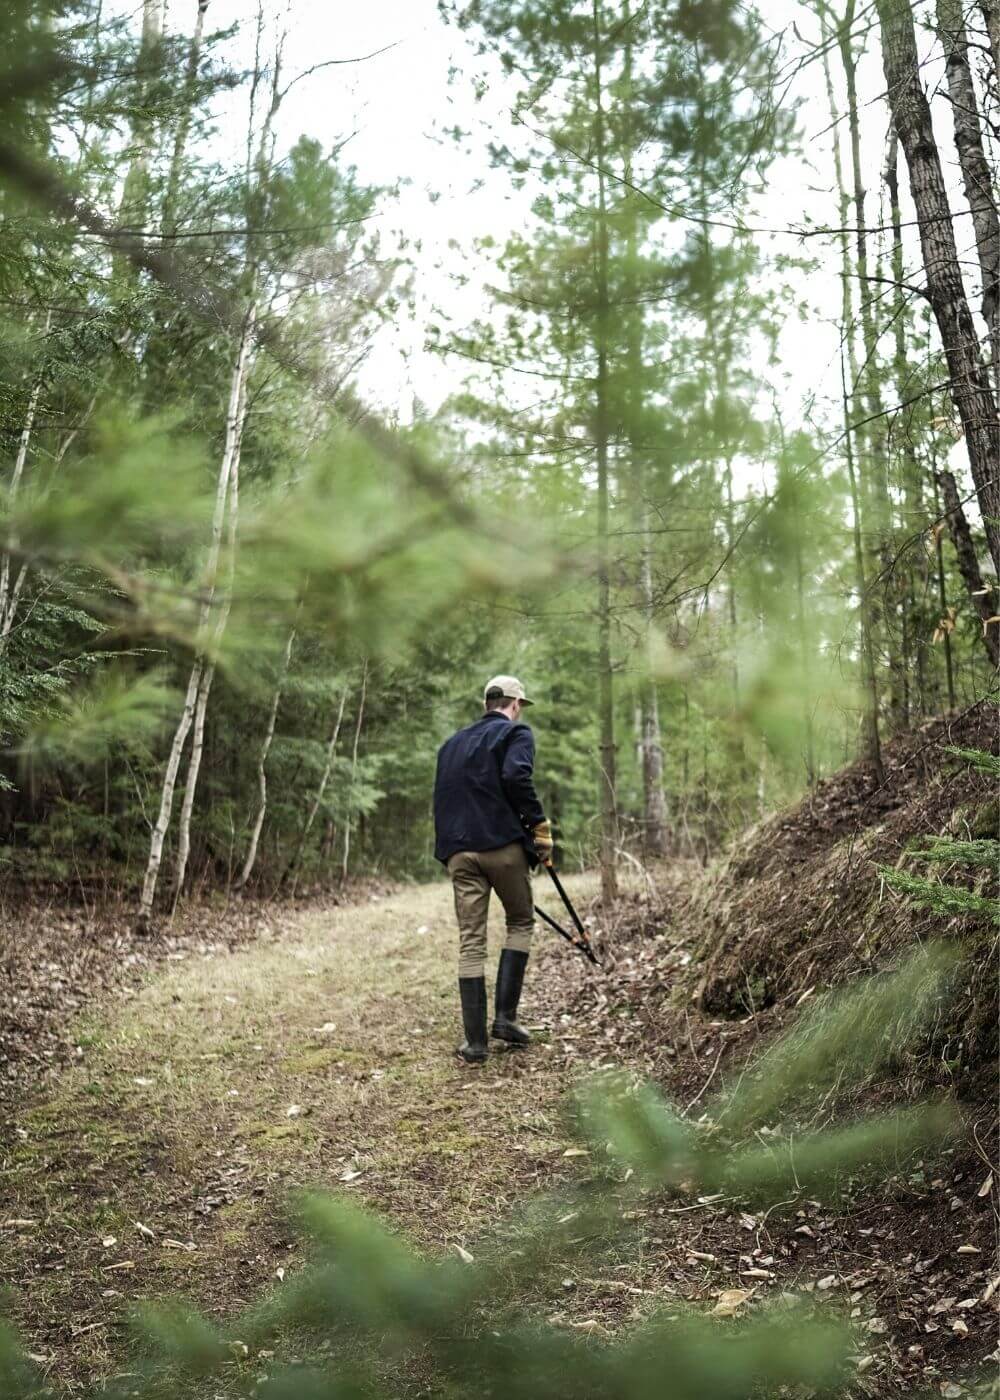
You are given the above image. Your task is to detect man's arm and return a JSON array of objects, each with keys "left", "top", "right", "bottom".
[{"left": 500, "top": 725, "right": 546, "bottom": 828}]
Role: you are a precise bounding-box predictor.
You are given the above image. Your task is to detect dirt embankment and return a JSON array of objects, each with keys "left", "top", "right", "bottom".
[{"left": 692, "top": 707, "right": 997, "bottom": 1068}]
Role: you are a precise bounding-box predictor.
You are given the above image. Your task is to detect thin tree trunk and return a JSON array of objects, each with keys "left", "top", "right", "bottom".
[
  {"left": 137, "top": 302, "right": 255, "bottom": 929},
  {"left": 976, "top": 0, "right": 1000, "bottom": 114},
  {"left": 937, "top": 468, "right": 1000, "bottom": 665},
  {"left": 114, "top": 0, "right": 164, "bottom": 283},
  {"left": 161, "top": 0, "right": 210, "bottom": 238},
  {"left": 622, "top": 5, "right": 668, "bottom": 860},
  {"left": 842, "top": 350, "right": 885, "bottom": 783},
  {"left": 823, "top": 27, "right": 883, "bottom": 773},
  {"left": 289, "top": 688, "right": 348, "bottom": 895},
  {"left": 0, "top": 312, "right": 51, "bottom": 639},
  {"left": 876, "top": 0, "right": 1000, "bottom": 577},
  {"left": 235, "top": 624, "right": 297, "bottom": 890},
  {"left": 934, "top": 0, "right": 1000, "bottom": 401},
  {"left": 341, "top": 658, "right": 368, "bottom": 881},
  {"left": 170, "top": 312, "right": 252, "bottom": 910},
  {"left": 592, "top": 0, "right": 618, "bottom": 904},
  {"left": 932, "top": 470, "right": 958, "bottom": 707},
  {"left": 838, "top": 5, "right": 898, "bottom": 715}
]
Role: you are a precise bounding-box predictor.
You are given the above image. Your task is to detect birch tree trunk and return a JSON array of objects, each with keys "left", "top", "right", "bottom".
[
  {"left": 170, "top": 308, "right": 253, "bottom": 910},
  {"left": 136, "top": 303, "right": 255, "bottom": 930},
  {"left": 934, "top": 0, "right": 1000, "bottom": 400},
  {"left": 235, "top": 624, "right": 297, "bottom": 891},
  {"left": 876, "top": 0, "right": 1000, "bottom": 577},
  {"left": 288, "top": 688, "right": 348, "bottom": 895},
  {"left": 341, "top": 658, "right": 368, "bottom": 881},
  {"left": 0, "top": 382, "right": 44, "bottom": 639}
]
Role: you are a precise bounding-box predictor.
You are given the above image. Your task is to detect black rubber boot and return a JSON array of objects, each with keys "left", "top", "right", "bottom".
[
  {"left": 492, "top": 950, "right": 530, "bottom": 1047},
  {"left": 457, "top": 977, "right": 488, "bottom": 1063}
]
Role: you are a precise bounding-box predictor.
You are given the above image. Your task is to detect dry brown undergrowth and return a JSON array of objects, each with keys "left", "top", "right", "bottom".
[{"left": 0, "top": 870, "right": 995, "bottom": 1398}]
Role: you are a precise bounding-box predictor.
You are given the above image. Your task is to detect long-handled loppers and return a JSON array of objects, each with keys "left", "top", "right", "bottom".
[{"left": 534, "top": 862, "right": 601, "bottom": 966}]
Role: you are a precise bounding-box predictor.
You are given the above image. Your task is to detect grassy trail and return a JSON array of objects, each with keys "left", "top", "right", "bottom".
[{"left": 1, "top": 875, "right": 605, "bottom": 1386}]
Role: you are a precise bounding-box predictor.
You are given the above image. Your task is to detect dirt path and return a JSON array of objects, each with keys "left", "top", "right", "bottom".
[
  {"left": 0, "top": 875, "right": 609, "bottom": 1387},
  {"left": 1, "top": 877, "right": 994, "bottom": 1396}
]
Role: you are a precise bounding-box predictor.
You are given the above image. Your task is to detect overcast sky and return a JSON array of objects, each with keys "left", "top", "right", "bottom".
[{"left": 136, "top": 0, "right": 959, "bottom": 460}]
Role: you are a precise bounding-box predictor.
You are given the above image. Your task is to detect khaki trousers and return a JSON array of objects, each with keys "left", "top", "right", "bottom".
[{"left": 447, "top": 841, "right": 534, "bottom": 978}]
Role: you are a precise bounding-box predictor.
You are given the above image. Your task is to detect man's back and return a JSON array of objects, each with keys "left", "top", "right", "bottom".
[{"left": 433, "top": 711, "right": 543, "bottom": 865}]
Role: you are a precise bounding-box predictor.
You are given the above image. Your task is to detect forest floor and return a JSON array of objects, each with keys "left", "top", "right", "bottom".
[{"left": 0, "top": 871, "right": 996, "bottom": 1398}]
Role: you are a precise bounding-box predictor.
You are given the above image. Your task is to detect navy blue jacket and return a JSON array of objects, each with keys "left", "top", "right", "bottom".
[{"left": 433, "top": 711, "right": 546, "bottom": 865}]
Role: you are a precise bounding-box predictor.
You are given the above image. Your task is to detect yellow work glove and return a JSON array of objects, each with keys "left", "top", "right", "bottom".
[{"left": 532, "top": 819, "right": 554, "bottom": 866}]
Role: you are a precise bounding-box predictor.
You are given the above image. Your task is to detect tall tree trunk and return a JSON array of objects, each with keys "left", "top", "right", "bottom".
[
  {"left": 289, "top": 688, "right": 348, "bottom": 895},
  {"left": 114, "top": 0, "right": 164, "bottom": 283},
  {"left": 937, "top": 469, "right": 1000, "bottom": 665},
  {"left": 161, "top": 0, "right": 210, "bottom": 238},
  {"left": 592, "top": 0, "right": 618, "bottom": 904},
  {"left": 876, "top": 0, "right": 1000, "bottom": 577},
  {"left": 823, "top": 25, "right": 883, "bottom": 771},
  {"left": 838, "top": 4, "right": 898, "bottom": 714},
  {"left": 934, "top": 0, "right": 1000, "bottom": 400},
  {"left": 842, "top": 350, "right": 885, "bottom": 783},
  {"left": 884, "top": 131, "right": 926, "bottom": 726},
  {"left": 235, "top": 624, "right": 297, "bottom": 890},
  {"left": 622, "top": 3, "right": 668, "bottom": 861},
  {"left": 136, "top": 302, "right": 255, "bottom": 930},
  {"left": 170, "top": 312, "right": 251, "bottom": 910},
  {"left": 341, "top": 658, "right": 368, "bottom": 881}
]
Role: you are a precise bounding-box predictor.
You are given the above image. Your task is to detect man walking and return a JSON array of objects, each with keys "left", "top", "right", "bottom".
[{"left": 433, "top": 676, "right": 553, "bottom": 1063}]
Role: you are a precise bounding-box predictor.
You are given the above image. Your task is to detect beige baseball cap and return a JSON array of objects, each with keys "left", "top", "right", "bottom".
[{"left": 483, "top": 674, "right": 533, "bottom": 705}]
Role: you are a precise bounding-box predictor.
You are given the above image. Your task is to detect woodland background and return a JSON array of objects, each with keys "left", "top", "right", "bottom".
[
  {"left": 0, "top": 5, "right": 998, "bottom": 1397},
  {"left": 0, "top": 0, "right": 997, "bottom": 924}
]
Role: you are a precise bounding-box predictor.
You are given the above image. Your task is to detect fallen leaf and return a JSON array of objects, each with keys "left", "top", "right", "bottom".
[
  {"left": 957, "top": 1245, "right": 980, "bottom": 1254},
  {"left": 135, "top": 1222, "right": 155, "bottom": 1240},
  {"left": 339, "top": 1168, "right": 363, "bottom": 1182},
  {"left": 161, "top": 1239, "right": 195, "bottom": 1251},
  {"left": 952, "top": 1318, "right": 968, "bottom": 1336},
  {"left": 867, "top": 1318, "right": 888, "bottom": 1334},
  {"left": 101, "top": 1236, "right": 117, "bottom": 1248},
  {"left": 712, "top": 1288, "right": 755, "bottom": 1317},
  {"left": 978, "top": 1172, "right": 993, "bottom": 1198},
  {"left": 313, "top": 1023, "right": 336, "bottom": 1033},
  {"left": 132, "top": 1077, "right": 154, "bottom": 1087},
  {"left": 817, "top": 1275, "right": 837, "bottom": 1290},
  {"left": 286, "top": 1104, "right": 302, "bottom": 1118},
  {"left": 562, "top": 1148, "right": 590, "bottom": 1158},
  {"left": 453, "top": 1244, "right": 474, "bottom": 1264}
]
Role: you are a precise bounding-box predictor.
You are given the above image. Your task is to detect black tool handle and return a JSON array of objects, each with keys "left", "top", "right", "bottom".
[{"left": 545, "top": 863, "right": 589, "bottom": 940}]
